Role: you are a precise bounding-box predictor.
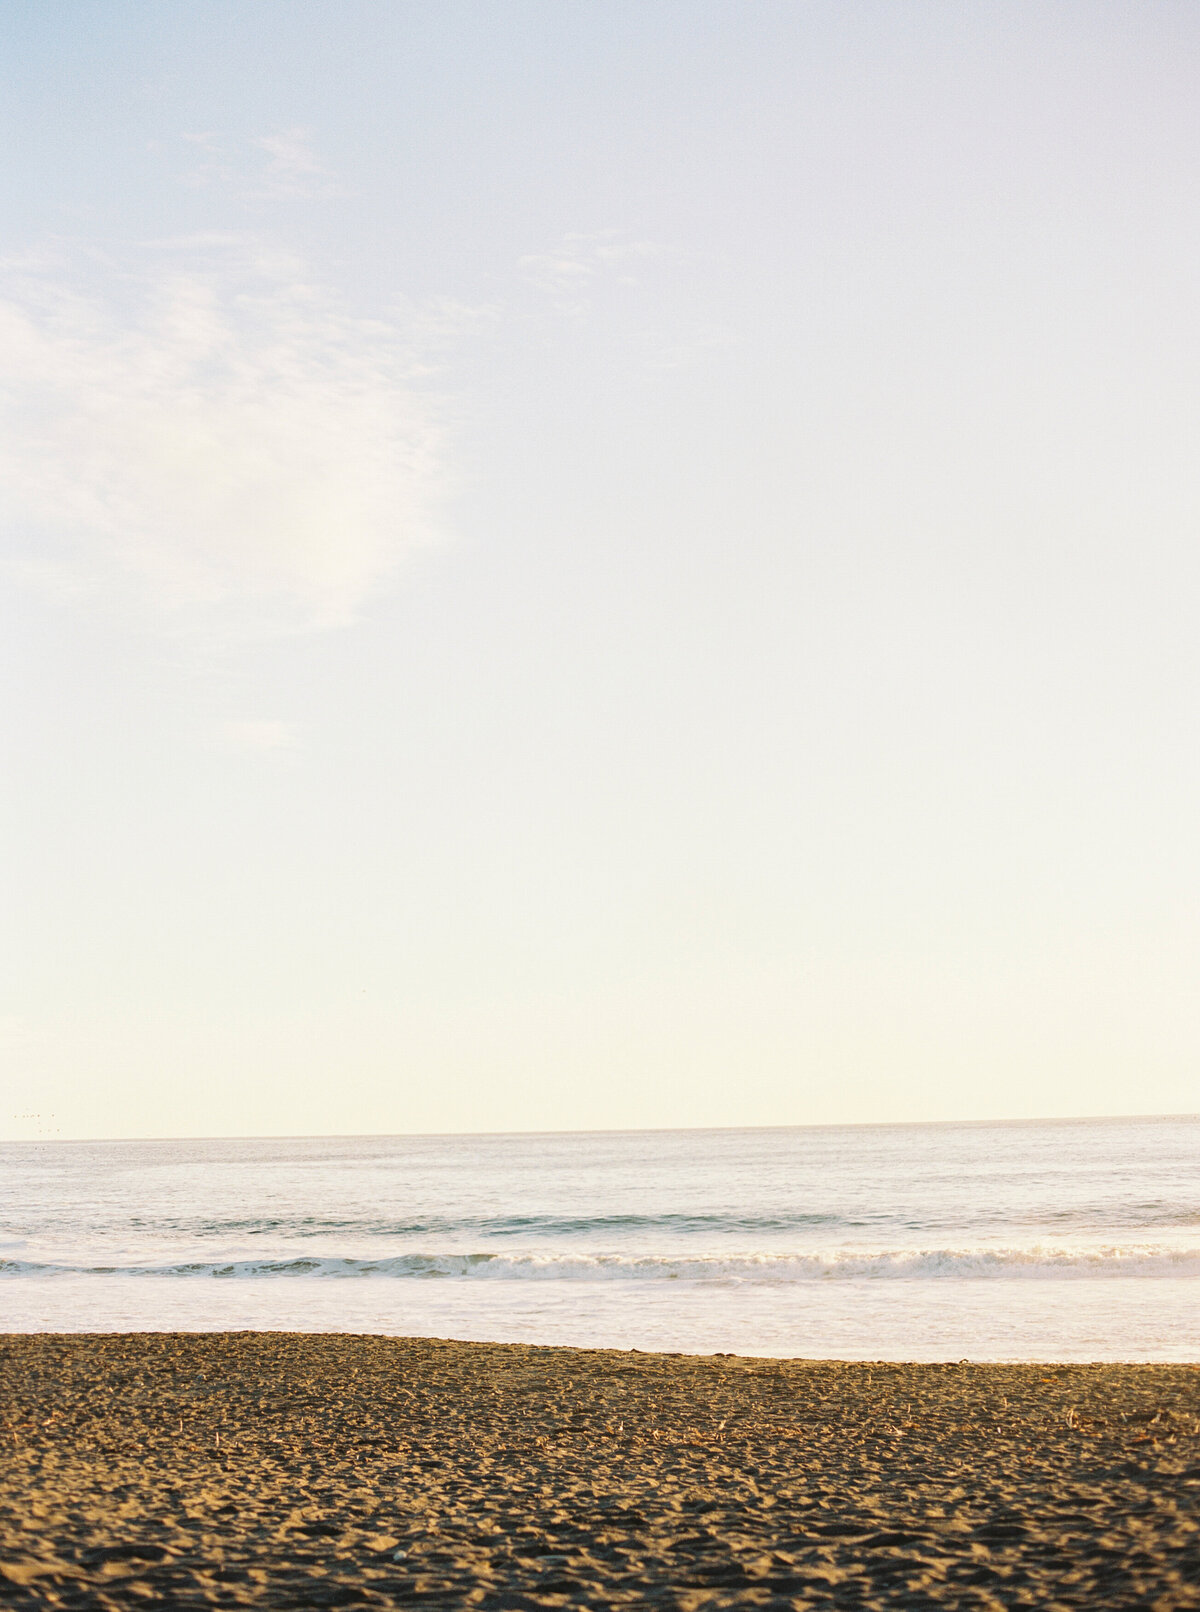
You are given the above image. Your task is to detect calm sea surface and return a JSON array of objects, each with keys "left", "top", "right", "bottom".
[{"left": 1, "top": 1117, "right": 1196, "bottom": 1360}]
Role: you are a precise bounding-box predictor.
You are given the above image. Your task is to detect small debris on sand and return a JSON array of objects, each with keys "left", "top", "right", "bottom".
[{"left": 1, "top": 1332, "right": 1196, "bottom": 1608}]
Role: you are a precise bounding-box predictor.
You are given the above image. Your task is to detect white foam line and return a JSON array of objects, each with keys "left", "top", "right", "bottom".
[{"left": 3, "top": 1246, "right": 1200, "bottom": 1281}]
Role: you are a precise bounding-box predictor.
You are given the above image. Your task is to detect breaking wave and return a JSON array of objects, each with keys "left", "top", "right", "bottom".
[
  {"left": 50, "top": 1201, "right": 1200, "bottom": 1241},
  {"left": 2, "top": 1246, "right": 1198, "bottom": 1281}
]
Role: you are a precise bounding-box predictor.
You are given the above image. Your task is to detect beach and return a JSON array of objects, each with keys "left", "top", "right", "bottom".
[{"left": 1, "top": 1334, "right": 1197, "bottom": 1609}]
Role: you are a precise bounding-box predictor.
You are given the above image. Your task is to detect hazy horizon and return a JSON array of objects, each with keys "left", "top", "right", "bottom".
[{"left": 7, "top": 1110, "right": 1199, "bottom": 1148}]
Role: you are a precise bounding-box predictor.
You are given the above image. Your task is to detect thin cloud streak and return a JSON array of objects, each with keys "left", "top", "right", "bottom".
[
  {"left": 518, "top": 230, "right": 666, "bottom": 311},
  {"left": 252, "top": 128, "right": 335, "bottom": 198},
  {"left": 180, "top": 127, "right": 339, "bottom": 200}
]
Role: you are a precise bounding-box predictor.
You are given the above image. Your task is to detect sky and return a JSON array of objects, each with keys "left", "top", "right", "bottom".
[{"left": 3, "top": 0, "right": 1200, "bottom": 1140}]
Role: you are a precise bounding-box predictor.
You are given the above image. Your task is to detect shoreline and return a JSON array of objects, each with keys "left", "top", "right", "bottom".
[{"left": 2, "top": 1332, "right": 1198, "bottom": 1608}]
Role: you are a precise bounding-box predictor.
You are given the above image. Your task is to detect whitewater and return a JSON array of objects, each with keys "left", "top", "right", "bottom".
[{"left": 1, "top": 1116, "right": 1196, "bottom": 1359}]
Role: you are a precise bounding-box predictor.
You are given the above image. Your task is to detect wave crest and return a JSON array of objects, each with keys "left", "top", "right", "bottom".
[{"left": 2, "top": 1246, "right": 1198, "bottom": 1281}]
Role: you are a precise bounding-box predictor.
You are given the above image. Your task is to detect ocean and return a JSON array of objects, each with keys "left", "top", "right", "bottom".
[{"left": 1, "top": 1116, "right": 1196, "bottom": 1360}]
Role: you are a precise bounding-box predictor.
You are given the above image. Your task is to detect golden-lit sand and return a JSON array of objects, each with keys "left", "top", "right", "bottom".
[{"left": 1, "top": 1334, "right": 1197, "bottom": 1608}]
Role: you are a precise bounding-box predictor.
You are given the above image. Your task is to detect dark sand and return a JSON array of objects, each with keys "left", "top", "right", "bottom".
[{"left": 1, "top": 1335, "right": 1197, "bottom": 1609}]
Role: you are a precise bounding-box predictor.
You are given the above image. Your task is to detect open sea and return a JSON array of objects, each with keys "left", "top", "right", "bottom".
[{"left": 1, "top": 1116, "right": 1196, "bottom": 1361}]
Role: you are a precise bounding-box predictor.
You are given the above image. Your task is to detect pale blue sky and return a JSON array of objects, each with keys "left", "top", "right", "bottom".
[{"left": 4, "top": 2, "right": 1200, "bottom": 1138}]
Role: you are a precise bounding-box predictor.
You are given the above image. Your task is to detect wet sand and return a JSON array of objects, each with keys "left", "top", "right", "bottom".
[{"left": 1, "top": 1334, "right": 1197, "bottom": 1609}]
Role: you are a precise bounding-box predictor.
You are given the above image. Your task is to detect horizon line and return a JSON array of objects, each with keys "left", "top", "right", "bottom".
[{"left": 4, "top": 1110, "right": 1197, "bottom": 1147}]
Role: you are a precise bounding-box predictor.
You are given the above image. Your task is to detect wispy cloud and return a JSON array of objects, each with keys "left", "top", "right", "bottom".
[
  {"left": 181, "top": 127, "right": 337, "bottom": 200},
  {"left": 251, "top": 128, "right": 335, "bottom": 198},
  {"left": 518, "top": 230, "right": 665, "bottom": 311},
  {"left": 0, "top": 240, "right": 444, "bottom": 635}
]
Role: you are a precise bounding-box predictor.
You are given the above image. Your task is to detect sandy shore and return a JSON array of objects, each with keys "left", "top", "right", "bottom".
[{"left": 1, "top": 1334, "right": 1197, "bottom": 1609}]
